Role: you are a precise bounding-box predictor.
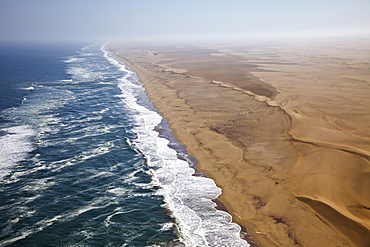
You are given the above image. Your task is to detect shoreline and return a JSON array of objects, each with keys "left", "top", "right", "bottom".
[
  {"left": 109, "top": 39, "right": 370, "bottom": 246},
  {"left": 110, "top": 46, "right": 285, "bottom": 246},
  {"left": 154, "top": 117, "right": 259, "bottom": 246}
]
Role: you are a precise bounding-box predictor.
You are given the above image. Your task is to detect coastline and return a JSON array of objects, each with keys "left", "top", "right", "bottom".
[
  {"left": 108, "top": 39, "right": 370, "bottom": 246},
  {"left": 155, "top": 118, "right": 259, "bottom": 246}
]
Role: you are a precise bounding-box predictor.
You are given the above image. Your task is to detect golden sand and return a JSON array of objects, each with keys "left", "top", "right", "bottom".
[{"left": 109, "top": 38, "right": 370, "bottom": 247}]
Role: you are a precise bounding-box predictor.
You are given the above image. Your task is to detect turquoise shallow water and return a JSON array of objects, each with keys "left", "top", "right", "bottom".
[{"left": 0, "top": 43, "right": 249, "bottom": 246}]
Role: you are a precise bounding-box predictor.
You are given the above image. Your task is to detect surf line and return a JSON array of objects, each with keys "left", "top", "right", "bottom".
[{"left": 102, "top": 43, "right": 250, "bottom": 247}]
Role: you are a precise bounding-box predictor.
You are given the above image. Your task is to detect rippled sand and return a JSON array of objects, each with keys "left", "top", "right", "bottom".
[{"left": 109, "top": 37, "right": 370, "bottom": 247}]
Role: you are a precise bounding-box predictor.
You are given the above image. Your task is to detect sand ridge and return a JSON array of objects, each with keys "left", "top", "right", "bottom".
[{"left": 109, "top": 38, "right": 370, "bottom": 247}]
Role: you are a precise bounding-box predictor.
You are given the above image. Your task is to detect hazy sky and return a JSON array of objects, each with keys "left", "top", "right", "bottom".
[{"left": 1, "top": 0, "right": 370, "bottom": 42}]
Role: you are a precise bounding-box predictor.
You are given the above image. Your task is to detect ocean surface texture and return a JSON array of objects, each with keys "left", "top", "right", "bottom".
[{"left": 0, "top": 43, "right": 249, "bottom": 246}]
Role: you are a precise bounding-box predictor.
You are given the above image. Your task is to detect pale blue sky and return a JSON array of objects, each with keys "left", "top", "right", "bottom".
[{"left": 1, "top": 0, "right": 369, "bottom": 42}]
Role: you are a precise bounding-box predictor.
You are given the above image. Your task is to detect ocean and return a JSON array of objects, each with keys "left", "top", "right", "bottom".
[{"left": 0, "top": 42, "right": 249, "bottom": 247}]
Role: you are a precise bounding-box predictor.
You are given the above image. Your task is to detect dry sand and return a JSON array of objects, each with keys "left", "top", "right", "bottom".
[{"left": 109, "top": 38, "right": 370, "bottom": 247}]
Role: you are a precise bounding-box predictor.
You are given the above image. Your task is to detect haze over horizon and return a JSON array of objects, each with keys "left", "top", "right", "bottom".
[{"left": 1, "top": 0, "right": 370, "bottom": 43}]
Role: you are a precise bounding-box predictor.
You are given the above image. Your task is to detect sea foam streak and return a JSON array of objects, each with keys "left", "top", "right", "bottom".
[
  {"left": 102, "top": 44, "right": 249, "bottom": 246},
  {"left": 0, "top": 125, "right": 34, "bottom": 179}
]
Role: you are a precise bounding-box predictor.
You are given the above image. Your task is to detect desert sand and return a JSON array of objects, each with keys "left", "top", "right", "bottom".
[{"left": 109, "top": 37, "right": 370, "bottom": 247}]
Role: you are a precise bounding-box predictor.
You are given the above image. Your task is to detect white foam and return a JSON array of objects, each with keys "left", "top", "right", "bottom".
[
  {"left": 160, "top": 222, "right": 176, "bottom": 231},
  {"left": 66, "top": 65, "right": 106, "bottom": 83},
  {"left": 107, "top": 187, "right": 129, "bottom": 196},
  {"left": 102, "top": 44, "right": 249, "bottom": 247},
  {"left": 22, "top": 86, "right": 35, "bottom": 91},
  {"left": 60, "top": 79, "right": 73, "bottom": 83},
  {"left": 19, "top": 177, "right": 56, "bottom": 193},
  {"left": 0, "top": 230, "right": 33, "bottom": 247},
  {"left": 0, "top": 125, "right": 35, "bottom": 180},
  {"left": 64, "top": 57, "right": 85, "bottom": 63},
  {"left": 0, "top": 200, "right": 102, "bottom": 247}
]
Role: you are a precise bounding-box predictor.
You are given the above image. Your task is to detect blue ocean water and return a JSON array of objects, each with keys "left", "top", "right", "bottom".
[{"left": 0, "top": 43, "right": 249, "bottom": 246}]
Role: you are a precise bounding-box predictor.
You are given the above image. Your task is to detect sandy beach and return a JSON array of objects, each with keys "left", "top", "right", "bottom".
[{"left": 109, "top": 38, "right": 370, "bottom": 247}]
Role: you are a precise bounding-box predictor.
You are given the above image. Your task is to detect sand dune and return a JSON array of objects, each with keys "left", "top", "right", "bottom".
[{"left": 109, "top": 38, "right": 370, "bottom": 246}]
